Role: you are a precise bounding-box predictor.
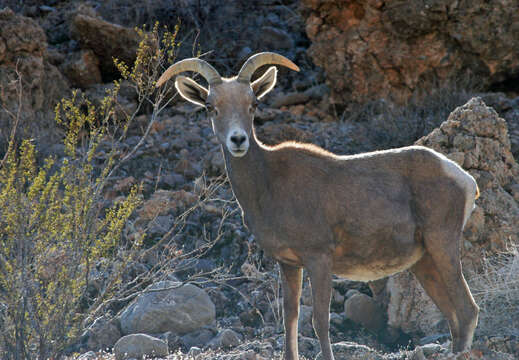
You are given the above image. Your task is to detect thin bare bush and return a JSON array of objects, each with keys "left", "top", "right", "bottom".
[{"left": 468, "top": 243, "right": 519, "bottom": 337}]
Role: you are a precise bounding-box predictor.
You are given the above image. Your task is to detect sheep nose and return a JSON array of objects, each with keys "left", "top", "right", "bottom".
[{"left": 230, "top": 134, "right": 246, "bottom": 146}]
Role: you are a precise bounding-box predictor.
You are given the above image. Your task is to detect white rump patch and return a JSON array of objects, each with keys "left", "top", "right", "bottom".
[{"left": 440, "top": 156, "right": 478, "bottom": 229}]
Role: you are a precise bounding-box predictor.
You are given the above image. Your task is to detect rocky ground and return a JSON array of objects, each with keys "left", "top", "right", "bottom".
[{"left": 1, "top": 1, "right": 519, "bottom": 360}]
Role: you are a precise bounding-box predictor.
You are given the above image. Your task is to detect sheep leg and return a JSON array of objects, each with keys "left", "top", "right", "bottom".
[
  {"left": 307, "top": 254, "right": 334, "bottom": 360},
  {"left": 280, "top": 262, "right": 303, "bottom": 360},
  {"left": 412, "top": 248, "right": 479, "bottom": 354}
]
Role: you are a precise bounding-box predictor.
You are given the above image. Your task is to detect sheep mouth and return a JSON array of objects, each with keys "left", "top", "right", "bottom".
[{"left": 229, "top": 148, "right": 247, "bottom": 157}]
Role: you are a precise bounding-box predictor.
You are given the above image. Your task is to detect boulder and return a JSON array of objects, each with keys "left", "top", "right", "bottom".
[
  {"left": 180, "top": 327, "right": 216, "bottom": 350},
  {"left": 82, "top": 314, "right": 121, "bottom": 352},
  {"left": 416, "top": 97, "right": 519, "bottom": 262},
  {"left": 208, "top": 328, "right": 243, "bottom": 349},
  {"left": 70, "top": 13, "right": 142, "bottom": 78},
  {"left": 61, "top": 49, "right": 102, "bottom": 88},
  {"left": 385, "top": 97, "right": 519, "bottom": 336},
  {"left": 119, "top": 280, "right": 216, "bottom": 336},
  {"left": 302, "top": 0, "right": 519, "bottom": 105},
  {"left": 344, "top": 293, "right": 385, "bottom": 334},
  {"left": 0, "top": 8, "right": 69, "bottom": 151},
  {"left": 113, "top": 334, "right": 168, "bottom": 360}
]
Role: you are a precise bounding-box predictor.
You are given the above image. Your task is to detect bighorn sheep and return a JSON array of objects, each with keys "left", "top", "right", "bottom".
[{"left": 156, "top": 52, "right": 480, "bottom": 360}]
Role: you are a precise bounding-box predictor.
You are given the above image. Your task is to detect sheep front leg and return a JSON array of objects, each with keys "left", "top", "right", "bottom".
[
  {"left": 307, "top": 254, "right": 334, "bottom": 360},
  {"left": 280, "top": 262, "right": 303, "bottom": 360}
]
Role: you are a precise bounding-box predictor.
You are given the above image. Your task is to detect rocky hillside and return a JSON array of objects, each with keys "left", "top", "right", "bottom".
[
  {"left": 302, "top": 0, "right": 519, "bottom": 105},
  {"left": 1, "top": 1, "right": 518, "bottom": 360}
]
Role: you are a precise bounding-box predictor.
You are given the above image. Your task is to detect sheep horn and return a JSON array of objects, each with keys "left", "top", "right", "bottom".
[
  {"left": 237, "top": 52, "right": 300, "bottom": 83},
  {"left": 156, "top": 58, "right": 222, "bottom": 87}
]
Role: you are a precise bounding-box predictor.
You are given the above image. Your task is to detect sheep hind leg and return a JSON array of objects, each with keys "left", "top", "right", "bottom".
[
  {"left": 412, "top": 247, "right": 479, "bottom": 354},
  {"left": 306, "top": 254, "right": 334, "bottom": 360}
]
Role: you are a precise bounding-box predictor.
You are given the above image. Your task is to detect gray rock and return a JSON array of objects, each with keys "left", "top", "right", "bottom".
[
  {"left": 329, "top": 312, "right": 343, "bottom": 328},
  {"left": 260, "top": 26, "right": 294, "bottom": 50},
  {"left": 187, "top": 346, "right": 202, "bottom": 357},
  {"left": 76, "top": 352, "right": 97, "bottom": 360},
  {"left": 420, "top": 343, "right": 445, "bottom": 356},
  {"left": 147, "top": 215, "right": 174, "bottom": 237},
  {"left": 344, "top": 293, "right": 385, "bottom": 333},
  {"left": 181, "top": 328, "right": 215, "bottom": 350},
  {"left": 119, "top": 281, "right": 215, "bottom": 336},
  {"left": 331, "top": 288, "right": 345, "bottom": 311},
  {"left": 113, "top": 334, "right": 168, "bottom": 360},
  {"left": 208, "top": 328, "right": 242, "bottom": 349},
  {"left": 83, "top": 315, "right": 121, "bottom": 352},
  {"left": 344, "top": 289, "right": 360, "bottom": 299},
  {"left": 299, "top": 336, "right": 320, "bottom": 359}
]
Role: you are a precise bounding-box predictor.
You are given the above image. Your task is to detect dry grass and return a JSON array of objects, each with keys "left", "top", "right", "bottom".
[{"left": 468, "top": 243, "right": 519, "bottom": 337}]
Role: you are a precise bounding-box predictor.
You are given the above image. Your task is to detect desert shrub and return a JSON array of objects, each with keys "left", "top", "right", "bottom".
[
  {"left": 0, "top": 23, "right": 183, "bottom": 359},
  {"left": 469, "top": 244, "right": 519, "bottom": 337}
]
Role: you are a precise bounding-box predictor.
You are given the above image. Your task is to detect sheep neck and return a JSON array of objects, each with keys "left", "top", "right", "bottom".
[{"left": 222, "top": 129, "right": 272, "bottom": 227}]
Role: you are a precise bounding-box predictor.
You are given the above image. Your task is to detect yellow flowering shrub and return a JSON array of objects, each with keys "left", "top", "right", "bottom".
[{"left": 0, "top": 23, "right": 182, "bottom": 359}]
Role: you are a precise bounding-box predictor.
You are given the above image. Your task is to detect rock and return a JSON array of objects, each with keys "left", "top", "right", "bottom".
[
  {"left": 271, "top": 92, "right": 310, "bottom": 108},
  {"left": 159, "top": 331, "right": 182, "bottom": 352},
  {"left": 385, "top": 97, "right": 519, "bottom": 337},
  {"left": 83, "top": 315, "right": 121, "bottom": 352},
  {"left": 344, "top": 293, "right": 385, "bottom": 334},
  {"left": 480, "top": 93, "right": 519, "bottom": 160},
  {"left": 76, "top": 351, "right": 97, "bottom": 360},
  {"left": 417, "top": 97, "right": 519, "bottom": 259},
  {"left": 70, "top": 13, "right": 143, "bottom": 78},
  {"left": 208, "top": 328, "right": 243, "bottom": 349},
  {"left": 260, "top": 26, "right": 294, "bottom": 50},
  {"left": 386, "top": 271, "right": 446, "bottom": 337},
  {"left": 204, "top": 150, "right": 225, "bottom": 175},
  {"left": 138, "top": 190, "right": 198, "bottom": 220},
  {"left": 329, "top": 312, "right": 343, "bottom": 328},
  {"left": 0, "top": 8, "right": 69, "bottom": 151},
  {"left": 113, "top": 334, "right": 168, "bottom": 360},
  {"left": 187, "top": 346, "right": 203, "bottom": 358},
  {"left": 147, "top": 214, "right": 174, "bottom": 238},
  {"left": 61, "top": 50, "right": 102, "bottom": 88},
  {"left": 302, "top": 0, "right": 519, "bottom": 105},
  {"left": 299, "top": 336, "right": 320, "bottom": 359},
  {"left": 316, "top": 341, "right": 383, "bottom": 360},
  {"left": 419, "top": 343, "right": 445, "bottom": 357},
  {"left": 344, "top": 289, "right": 360, "bottom": 299},
  {"left": 331, "top": 288, "right": 345, "bottom": 312},
  {"left": 181, "top": 328, "right": 216, "bottom": 350},
  {"left": 119, "top": 280, "right": 216, "bottom": 336}
]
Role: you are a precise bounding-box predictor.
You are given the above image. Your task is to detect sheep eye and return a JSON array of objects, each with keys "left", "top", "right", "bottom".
[{"left": 206, "top": 103, "right": 218, "bottom": 115}]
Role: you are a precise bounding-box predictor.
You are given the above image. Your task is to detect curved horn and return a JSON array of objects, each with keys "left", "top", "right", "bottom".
[
  {"left": 237, "top": 52, "right": 300, "bottom": 83},
  {"left": 156, "top": 58, "right": 222, "bottom": 87}
]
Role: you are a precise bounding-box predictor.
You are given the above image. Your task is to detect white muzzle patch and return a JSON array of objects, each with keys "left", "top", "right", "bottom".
[{"left": 226, "top": 128, "right": 249, "bottom": 157}]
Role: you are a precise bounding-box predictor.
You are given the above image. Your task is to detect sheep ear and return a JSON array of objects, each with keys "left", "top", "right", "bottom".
[
  {"left": 175, "top": 76, "right": 209, "bottom": 107},
  {"left": 251, "top": 66, "right": 277, "bottom": 99}
]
